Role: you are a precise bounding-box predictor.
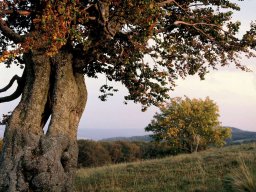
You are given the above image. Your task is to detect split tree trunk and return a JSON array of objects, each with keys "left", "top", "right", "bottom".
[{"left": 0, "top": 50, "right": 87, "bottom": 191}]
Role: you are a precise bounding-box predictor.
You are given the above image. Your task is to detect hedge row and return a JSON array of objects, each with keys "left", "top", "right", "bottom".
[{"left": 78, "top": 140, "right": 178, "bottom": 167}]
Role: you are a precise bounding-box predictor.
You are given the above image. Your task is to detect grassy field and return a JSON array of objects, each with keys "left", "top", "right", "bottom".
[{"left": 75, "top": 142, "right": 256, "bottom": 192}]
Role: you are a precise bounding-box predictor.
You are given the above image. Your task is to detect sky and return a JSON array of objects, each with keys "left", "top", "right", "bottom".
[{"left": 0, "top": 0, "right": 256, "bottom": 140}]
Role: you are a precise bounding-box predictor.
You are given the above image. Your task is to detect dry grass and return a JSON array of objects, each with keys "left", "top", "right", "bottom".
[
  {"left": 224, "top": 156, "right": 256, "bottom": 192},
  {"left": 75, "top": 142, "right": 256, "bottom": 192}
]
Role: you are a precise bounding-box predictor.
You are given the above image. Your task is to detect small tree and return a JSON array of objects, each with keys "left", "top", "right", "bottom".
[{"left": 145, "top": 97, "right": 231, "bottom": 153}]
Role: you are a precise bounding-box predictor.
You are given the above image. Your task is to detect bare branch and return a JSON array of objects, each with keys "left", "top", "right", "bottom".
[
  {"left": 174, "top": 21, "right": 221, "bottom": 28},
  {"left": 157, "top": 0, "right": 175, "bottom": 6},
  {"left": 0, "top": 18, "right": 25, "bottom": 43},
  {"left": 189, "top": 3, "right": 205, "bottom": 8},
  {"left": 174, "top": 20, "right": 241, "bottom": 49},
  {"left": 0, "top": 71, "right": 25, "bottom": 103},
  {"left": 0, "top": 84, "right": 22, "bottom": 103},
  {"left": 174, "top": 20, "right": 219, "bottom": 41},
  {"left": 0, "top": 75, "right": 20, "bottom": 93},
  {"left": 0, "top": 10, "right": 32, "bottom": 16}
]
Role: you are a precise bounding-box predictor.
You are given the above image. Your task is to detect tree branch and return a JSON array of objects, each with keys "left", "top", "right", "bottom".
[
  {"left": 1, "top": 10, "right": 32, "bottom": 16},
  {"left": 174, "top": 21, "right": 221, "bottom": 29},
  {"left": 0, "top": 75, "right": 20, "bottom": 93},
  {"left": 0, "top": 18, "right": 25, "bottom": 43},
  {"left": 0, "top": 84, "right": 23, "bottom": 103},
  {"left": 0, "top": 71, "right": 25, "bottom": 103},
  {"left": 157, "top": 0, "right": 175, "bottom": 6},
  {"left": 174, "top": 20, "right": 218, "bottom": 41}
]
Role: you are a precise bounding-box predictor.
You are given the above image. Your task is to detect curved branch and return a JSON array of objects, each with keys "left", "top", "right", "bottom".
[
  {"left": 0, "top": 85, "right": 23, "bottom": 103},
  {"left": 0, "top": 75, "right": 20, "bottom": 93},
  {"left": 0, "top": 70, "right": 26, "bottom": 103},
  {"left": 0, "top": 18, "right": 25, "bottom": 43}
]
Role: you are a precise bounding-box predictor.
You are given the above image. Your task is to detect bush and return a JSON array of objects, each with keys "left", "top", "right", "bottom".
[
  {"left": 78, "top": 140, "right": 111, "bottom": 167},
  {"left": 139, "top": 142, "right": 177, "bottom": 159}
]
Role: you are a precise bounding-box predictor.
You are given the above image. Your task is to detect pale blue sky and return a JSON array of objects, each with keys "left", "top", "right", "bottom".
[{"left": 0, "top": 0, "right": 256, "bottom": 139}]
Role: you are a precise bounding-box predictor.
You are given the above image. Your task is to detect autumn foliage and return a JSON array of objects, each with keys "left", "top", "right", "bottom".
[
  {"left": 1, "top": 0, "right": 256, "bottom": 108},
  {"left": 146, "top": 97, "right": 231, "bottom": 153}
]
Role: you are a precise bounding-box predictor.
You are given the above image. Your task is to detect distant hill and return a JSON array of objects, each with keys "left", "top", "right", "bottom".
[
  {"left": 227, "top": 127, "right": 256, "bottom": 143},
  {"left": 101, "top": 127, "right": 256, "bottom": 143},
  {"left": 101, "top": 135, "right": 152, "bottom": 142}
]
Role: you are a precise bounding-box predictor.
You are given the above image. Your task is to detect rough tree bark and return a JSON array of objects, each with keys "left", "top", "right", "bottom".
[{"left": 0, "top": 50, "right": 87, "bottom": 192}]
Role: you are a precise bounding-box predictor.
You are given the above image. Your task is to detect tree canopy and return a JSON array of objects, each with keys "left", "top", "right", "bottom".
[
  {"left": 1, "top": 0, "right": 255, "bottom": 191},
  {"left": 1, "top": 0, "right": 255, "bottom": 109},
  {"left": 145, "top": 97, "right": 231, "bottom": 153}
]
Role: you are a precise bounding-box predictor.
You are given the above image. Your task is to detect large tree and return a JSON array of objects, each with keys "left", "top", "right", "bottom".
[{"left": 0, "top": 0, "right": 255, "bottom": 191}]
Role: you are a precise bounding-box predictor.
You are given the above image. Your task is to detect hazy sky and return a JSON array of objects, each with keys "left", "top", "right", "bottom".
[{"left": 0, "top": 0, "right": 256, "bottom": 140}]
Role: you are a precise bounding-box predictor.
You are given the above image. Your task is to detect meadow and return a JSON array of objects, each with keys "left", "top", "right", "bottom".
[{"left": 75, "top": 142, "right": 256, "bottom": 192}]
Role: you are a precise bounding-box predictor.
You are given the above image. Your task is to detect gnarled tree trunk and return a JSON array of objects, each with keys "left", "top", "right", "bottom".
[{"left": 0, "top": 50, "right": 87, "bottom": 191}]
